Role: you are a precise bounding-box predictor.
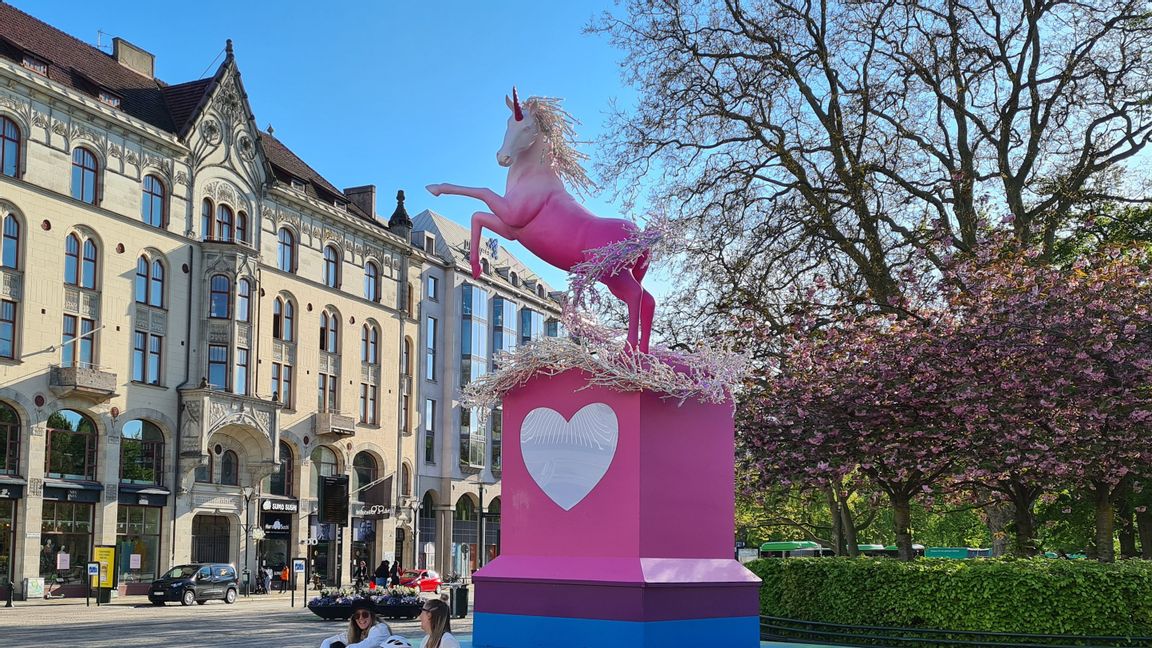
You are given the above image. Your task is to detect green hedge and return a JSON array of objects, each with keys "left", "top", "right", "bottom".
[{"left": 749, "top": 557, "right": 1152, "bottom": 637}]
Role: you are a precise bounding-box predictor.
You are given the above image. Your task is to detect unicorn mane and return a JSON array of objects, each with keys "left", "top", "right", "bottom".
[{"left": 525, "top": 96, "right": 596, "bottom": 196}]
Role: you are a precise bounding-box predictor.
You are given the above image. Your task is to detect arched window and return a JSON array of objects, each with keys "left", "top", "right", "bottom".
[
  {"left": 0, "top": 116, "right": 19, "bottom": 178},
  {"left": 320, "top": 310, "right": 338, "bottom": 353},
  {"left": 201, "top": 199, "right": 213, "bottom": 240},
  {"left": 266, "top": 441, "right": 294, "bottom": 496},
  {"left": 364, "top": 261, "right": 380, "bottom": 302},
  {"left": 45, "top": 409, "right": 97, "bottom": 480},
  {"left": 71, "top": 147, "right": 99, "bottom": 204},
  {"left": 209, "top": 275, "right": 231, "bottom": 319},
  {"left": 0, "top": 402, "right": 20, "bottom": 476},
  {"left": 195, "top": 451, "right": 213, "bottom": 483},
  {"left": 323, "top": 245, "right": 340, "bottom": 288},
  {"left": 236, "top": 211, "right": 248, "bottom": 244},
  {"left": 401, "top": 464, "right": 411, "bottom": 496},
  {"left": 352, "top": 452, "right": 378, "bottom": 503},
  {"left": 455, "top": 496, "right": 476, "bottom": 521},
  {"left": 2, "top": 213, "right": 19, "bottom": 269},
  {"left": 273, "top": 296, "right": 295, "bottom": 342},
  {"left": 310, "top": 446, "right": 338, "bottom": 494},
  {"left": 361, "top": 324, "right": 379, "bottom": 365},
  {"left": 81, "top": 239, "right": 98, "bottom": 289},
  {"left": 216, "top": 204, "right": 234, "bottom": 242},
  {"left": 120, "top": 420, "right": 164, "bottom": 485},
  {"left": 236, "top": 279, "right": 251, "bottom": 322},
  {"left": 141, "top": 175, "right": 166, "bottom": 228},
  {"left": 219, "top": 449, "right": 239, "bottom": 486},
  {"left": 135, "top": 256, "right": 165, "bottom": 307},
  {"left": 402, "top": 338, "right": 412, "bottom": 376},
  {"left": 277, "top": 228, "right": 296, "bottom": 272}
]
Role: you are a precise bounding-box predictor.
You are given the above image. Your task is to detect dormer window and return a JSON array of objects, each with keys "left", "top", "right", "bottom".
[
  {"left": 290, "top": 178, "right": 306, "bottom": 191},
  {"left": 333, "top": 200, "right": 346, "bottom": 210},
  {"left": 423, "top": 235, "right": 436, "bottom": 255},
  {"left": 98, "top": 91, "right": 122, "bottom": 109},
  {"left": 21, "top": 55, "right": 47, "bottom": 75}
]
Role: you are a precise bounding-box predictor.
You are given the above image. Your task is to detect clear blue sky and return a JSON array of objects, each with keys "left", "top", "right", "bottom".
[{"left": 10, "top": 0, "right": 649, "bottom": 292}]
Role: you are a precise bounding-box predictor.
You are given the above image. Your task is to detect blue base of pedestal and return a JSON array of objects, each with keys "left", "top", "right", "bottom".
[{"left": 471, "top": 612, "right": 760, "bottom": 647}]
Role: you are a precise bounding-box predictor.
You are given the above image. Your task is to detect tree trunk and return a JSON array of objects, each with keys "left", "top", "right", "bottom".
[
  {"left": 1115, "top": 480, "right": 1138, "bottom": 559},
  {"left": 1092, "top": 481, "right": 1116, "bottom": 563},
  {"left": 840, "top": 493, "right": 860, "bottom": 558},
  {"left": 983, "top": 502, "right": 1012, "bottom": 558},
  {"left": 1137, "top": 509, "right": 1152, "bottom": 559},
  {"left": 891, "top": 492, "right": 914, "bottom": 561},
  {"left": 1009, "top": 481, "right": 1038, "bottom": 557},
  {"left": 826, "top": 487, "right": 844, "bottom": 556}
]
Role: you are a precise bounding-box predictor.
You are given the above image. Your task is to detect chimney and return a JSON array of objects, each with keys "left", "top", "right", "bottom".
[
  {"left": 343, "top": 185, "right": 376, "bottom": 217},
  {"left": 112, "top": 37, "right": 154, "bottom": 78}
]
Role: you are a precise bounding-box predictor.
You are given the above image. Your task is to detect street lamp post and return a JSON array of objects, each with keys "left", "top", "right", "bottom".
[{"left": 241, "top": 486, "right": 255, "bottom": 597}]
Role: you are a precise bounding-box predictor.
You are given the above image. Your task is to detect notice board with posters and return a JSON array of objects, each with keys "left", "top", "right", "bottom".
[{"left": 92, "top": 546, "right": 115, "bottom": 588}]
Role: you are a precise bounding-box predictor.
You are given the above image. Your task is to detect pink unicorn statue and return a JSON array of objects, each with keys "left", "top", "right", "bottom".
[{"left": 427, "top": 88, "right": 656, "bottom": 352}]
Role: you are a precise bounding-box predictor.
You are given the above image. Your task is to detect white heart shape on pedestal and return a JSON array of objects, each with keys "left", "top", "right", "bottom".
[{"left": 520, "top": 403, "right": 619, "bottom": 511}]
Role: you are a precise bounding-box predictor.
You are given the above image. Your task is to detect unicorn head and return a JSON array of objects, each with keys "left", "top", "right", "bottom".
[
  {"left": 498, "top": 87, "right": 538, "bottom": 167},
  {"left": 496, "top": 88, "right": 595, "bottom": 194}
]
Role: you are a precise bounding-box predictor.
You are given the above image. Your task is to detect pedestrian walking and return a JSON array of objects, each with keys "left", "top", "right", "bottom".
[
  {"left": 353, "top": 560, "right": 368, "bottom": 590},
  {"left": 374, "top": 560, "right": 390, "bottom": 588},
  {"left": 319, "top": 598, "right": 412, "bottom": 648},
  {"left": 418, "top": 599, "right": 460, "bottom": 648},
  {"left": 280, "top": 565, "right": 290, "bottom": 592},
  {"left": 389, "top": 562, "right": 401, "bottom": 587}
]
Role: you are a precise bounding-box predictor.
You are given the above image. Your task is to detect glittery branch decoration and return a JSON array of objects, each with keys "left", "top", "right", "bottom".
[
  {"left": 461, "top": 213, "right": 747, "bottom": 412},
  {"left": 525, "top": 96, "right": 596, "bottom": 196}
]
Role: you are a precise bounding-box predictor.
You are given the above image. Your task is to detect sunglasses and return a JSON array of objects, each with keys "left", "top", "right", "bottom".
[{"left": 353, "top": 611, "right": 373, "bottom": 620}]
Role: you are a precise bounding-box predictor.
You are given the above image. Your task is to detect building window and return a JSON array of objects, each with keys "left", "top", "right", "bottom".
[
  {"left": 271, "top": 362, "right": 294, "bottom": 409},
  {"left": 277, "top": 228, "right": 296, "bottom": 272},
  {"left": 201, "top": 199, "right": 213, "bottom": 240},
  {"left": 62, "top": 315, "right": 96, "bottom": 368},
  {"left": 323, "top": 245, "right": 340, "bottom": 288},
  {"left": 98, "top": 91, "right": 122, "bottom": 108},
  {"left": 135, "top": 256, "right": 165, "bottom": 308},
  {"left": 195, "top": 452, "right": 213, "bottom": 483},
  {"left": 215, "top": 205, "right": 234, "bottom": 242},
  {"left": 220, "top": 450, "right": 239, "bottom": 486},
  {"left": 361, "top": 325, "right": 379, "bottom": 365},
  {"left": 209, "top": 275, "right": 231, "bottom": 319},
  {"left": 320, "top": 310, "right": 339, "bottom": 353},
  {"left": 424, "top": 399, "right": 436, "bottom": 464},
  {"left": 265, "top": 441, "right": 294, "bottom": 496},
  {"left": 120, "top": 420, "right": 164, "bottom": 485},
  {"left": 45, "top": 409, "right": 96, "bottom": 480},
  {"left": 71, "top": 148, "right": 99, "bottom": 204},
  {"left": 208, "top": 344, "right": 228, "bottom": 389},
  {"left": 0, "top": 402, "right": 20, "bottom": 475},
  {"left": 311, "top": 446, "right": 338, "bottom": 494},
  {"left": 1, "top": 213, "right": 19, "bottom": 269},
  {"left": 141, "top": 175, "right": 166, "bottom": 228},
  {"left": 236, "top": 211, "right": 248, "bottom": 244},
  {"left": 426, "top": 276, "right": 439, "bottom": 301},
  {"left": 234, "top": 348, "right": 249, "bottom": 396},
  {"left": 402, "top": 338, "right": 412, "bottom": 376},
  {"left": 492, "top": 408, "right": 503, "bottom": 472},
  {"left": 236, "top": 279, "right": 251, "bottom": 323},
  {"left": 400, "top": 394, "right": 409, "bottom": 433},
  {"left": 423, "top": 235, "right": 436, "bottom": 254},
  {"left": 352, "top": 453, "right": 378, "bottom": 503},
  {"left": 0, "top": 300, "right": 16, "bottom": 360},
  {"left": 273, "top": 297, "right": 294, "bottom": 341},
  {"left": 359, "top": 383, "right": 378, "bottom": 425},
  {"left": 116, "top": 505, "right": 161, "bottom": 583},
  {"left": 0, "top": 117, "right": 20, "bottom": 178},
  {"left": 364, "top": 261, "right": 380, "bottom": 302},
  {"left": 40, "top": 502, "right": 93, "bottom": 582},
  {"left": 20, "top": 54, "right": 47, "bottom": 75},
  {"left": 317, "top": 373, "right": 337, "bottom": 413},
  {"left": 131, "top": 331, "right": 162, "bottom": 385},
  {"left": 425, "top": 317, "right": 437, "bottom": 381},
  {"left": 65, "top": 234, "right": 99, "bottom": 289}
]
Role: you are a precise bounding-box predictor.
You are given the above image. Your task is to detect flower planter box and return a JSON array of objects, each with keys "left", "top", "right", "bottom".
[
  {"left": 307, "top": 602, "right": 423, "bottom": 621},
  {"left": 308, "top": 604, "right": 354, "bottom": 621},
  {"left": 376, "top": 602, "right": 422, "bottom": 619}
]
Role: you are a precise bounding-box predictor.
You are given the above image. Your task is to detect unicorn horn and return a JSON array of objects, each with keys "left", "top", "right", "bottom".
[{"left": 512, "top": 86, "right": 524, "bottom": 121}]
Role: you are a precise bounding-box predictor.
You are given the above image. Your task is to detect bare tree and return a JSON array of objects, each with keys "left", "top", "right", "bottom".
[{"left": 593, "top": 0, "right": 1152, "bottom": 331}]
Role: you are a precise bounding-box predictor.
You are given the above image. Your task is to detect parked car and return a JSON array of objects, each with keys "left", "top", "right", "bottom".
[
  {"left": 149, "top": 563, "right": 239, "bottom": 606},
  {"left": 399, "top": 569, "right": 441, "bottom": 593}
]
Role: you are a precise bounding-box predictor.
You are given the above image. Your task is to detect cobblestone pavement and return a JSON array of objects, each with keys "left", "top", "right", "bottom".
[{"left": 0, "top": 591, "right": 469, "bottom": 647}]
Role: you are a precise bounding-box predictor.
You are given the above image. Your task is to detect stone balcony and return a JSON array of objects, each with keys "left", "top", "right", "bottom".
[
  {"left": 313, "top": 410, "right": 356, "bottom": 437},
  {"left": 49, "top": 364, "right": 118, "bottom": 401}
]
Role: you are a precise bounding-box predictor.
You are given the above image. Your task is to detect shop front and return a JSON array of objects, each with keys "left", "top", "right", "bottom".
[
  {"left": 308, "top": 515, "right": 340, "bottom": 587},
  {"left": 41, "top": 482, "right": 101, "bottom": 597},
  {"left": 0, "top": 480, "right": 22, "bottom": 600},
  {"left": 258, "top": 498, "right": 297, "bottom": 576},
  {"left": 115, "top": 489, "right": 167, "bottom": 595}
]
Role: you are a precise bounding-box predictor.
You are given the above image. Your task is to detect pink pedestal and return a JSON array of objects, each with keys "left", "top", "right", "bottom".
[{"left": 472, "top": 369, "right": 760, "bottom": 647}]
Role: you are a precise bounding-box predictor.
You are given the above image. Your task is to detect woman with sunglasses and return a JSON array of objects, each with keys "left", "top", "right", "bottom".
[
  {"left": 319, "top": 599, "right": 412, "bottom": 648},
  {"left": 418, "top": 599, "right": 460, "bottom": 648}
]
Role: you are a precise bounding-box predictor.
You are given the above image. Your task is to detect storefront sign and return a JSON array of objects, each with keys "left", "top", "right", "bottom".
[
  {"left": 56, "top": 552, "right": 70, "bottom": 570},
  {"left": 44, "top": 486, "right": 101, "bottom": 503},
  {"left": 0, "top": 485, "right": 21, "bottom": 499},
  {"left": 93, "top": 546, "right": 115, "bottom": 588},
  {"left": 262, "top": 499, "right": 299, "bottom": 513},
  {"left": 261, "top": 512, "right": 293, "bottom": 538},
  {"left": 351, "top": 503, "right": 392, "bottom": 518},
  {"left": 130, "top": 554, "right": 141, "bottom": 569}
]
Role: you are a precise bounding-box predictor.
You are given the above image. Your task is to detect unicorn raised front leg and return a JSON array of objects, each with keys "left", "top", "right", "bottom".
[{"left": 427, "top": 88, "right": 655, "bottom": 352}]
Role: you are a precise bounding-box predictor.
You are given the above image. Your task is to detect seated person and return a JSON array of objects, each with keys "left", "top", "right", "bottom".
[{"left": 319, "top": 599, "right": 412, "bottom": 648}]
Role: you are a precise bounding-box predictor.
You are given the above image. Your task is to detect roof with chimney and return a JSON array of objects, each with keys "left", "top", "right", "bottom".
[{"left": 0, "top": 1, "right": 382, "bottom": 227}]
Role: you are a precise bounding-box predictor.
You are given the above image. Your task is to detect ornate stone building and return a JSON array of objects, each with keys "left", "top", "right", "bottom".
[{"left": 0, "top": 4, "right": 425, "bottom": 597}]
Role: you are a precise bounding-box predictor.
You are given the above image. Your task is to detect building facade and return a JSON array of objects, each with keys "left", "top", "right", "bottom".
[
  {"left": 0, "top": 5, "right": 429, "bottom": 598},
  {"left": 409, "top": 211, "right": 562, "bottom": 580}
]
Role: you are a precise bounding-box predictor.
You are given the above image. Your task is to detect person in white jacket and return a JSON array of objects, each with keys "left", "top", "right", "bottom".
[{"left": 319, "top": 599, "right": 412, "bottom": 648}]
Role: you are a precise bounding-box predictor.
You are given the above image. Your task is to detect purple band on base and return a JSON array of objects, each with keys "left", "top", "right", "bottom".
[{"left": 474, "top": 579, "right": 761, "bottom": 621}]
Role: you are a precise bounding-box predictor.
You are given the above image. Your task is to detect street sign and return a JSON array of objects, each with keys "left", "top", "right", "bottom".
[
  {"left": 86, "top": 562, "right": 99, "bottom": 576},
  {"left": 735, "top": 541, "right": 746, "bottom": 549},
  {"left": 292, "top": 559, "right": 306, "bottom": 574}
]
